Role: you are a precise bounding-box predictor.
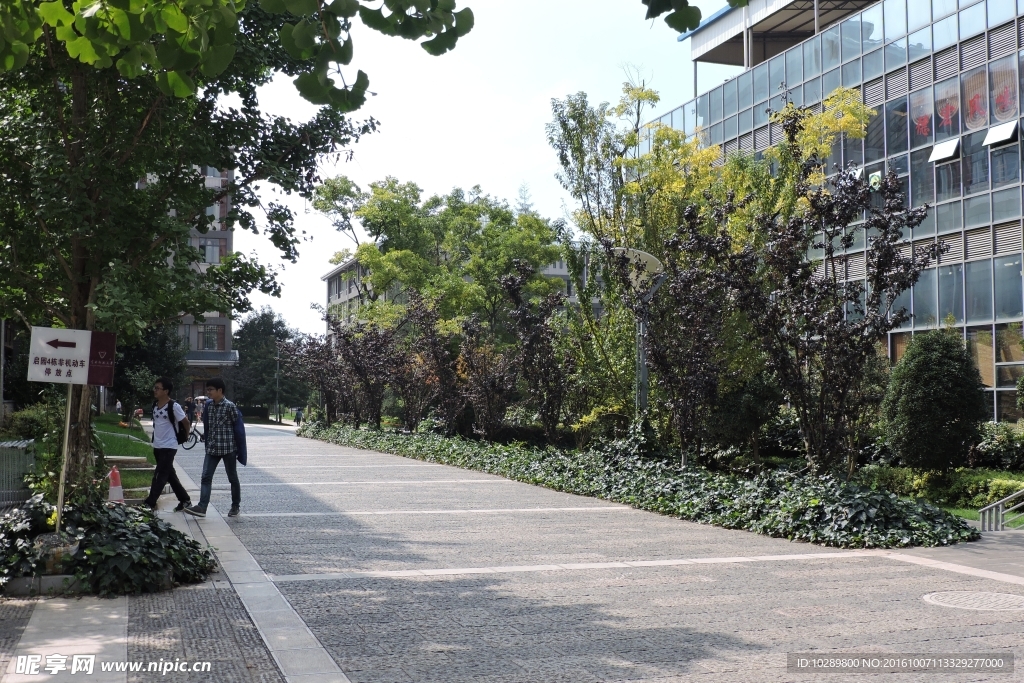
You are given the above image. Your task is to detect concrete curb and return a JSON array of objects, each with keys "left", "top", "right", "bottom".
[{"left": 171, "top": 461, "right": 350, "bottom": 683}]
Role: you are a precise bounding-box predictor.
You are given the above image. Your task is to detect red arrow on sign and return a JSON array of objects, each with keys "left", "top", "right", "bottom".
[{"left": 46, "top": 339, "right": 77, "bottom": 349}]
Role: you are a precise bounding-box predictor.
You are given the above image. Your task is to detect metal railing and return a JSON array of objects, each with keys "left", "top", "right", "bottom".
[
  {"left": 979, "top": 488, "right": 1024, "bottom": 531},
  {"left": 0, "top": 440, "right": 35, "bottom": 508}
]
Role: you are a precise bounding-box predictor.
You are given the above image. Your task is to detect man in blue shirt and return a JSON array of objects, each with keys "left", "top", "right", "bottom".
[{"left": 184, "top": 377, "right": 246, "bottom": 518}]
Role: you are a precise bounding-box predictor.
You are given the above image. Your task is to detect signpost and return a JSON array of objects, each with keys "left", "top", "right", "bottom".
[{"left": 27, "top": 327, "right": 116, "bottom": 532}]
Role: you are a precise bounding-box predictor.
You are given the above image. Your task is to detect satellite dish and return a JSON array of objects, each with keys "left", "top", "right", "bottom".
[{"left": 611, "top": 247, "right": 665, "bottom": 291}]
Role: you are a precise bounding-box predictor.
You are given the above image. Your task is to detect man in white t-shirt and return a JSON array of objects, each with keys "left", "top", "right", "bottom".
[{"left": 144, "top": 377, "right": 192, "bottom": 511}]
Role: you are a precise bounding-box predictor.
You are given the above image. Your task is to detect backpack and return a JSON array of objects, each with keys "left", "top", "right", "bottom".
[{"left": 154, "top": 399, "right": 190, "bottom": 445}]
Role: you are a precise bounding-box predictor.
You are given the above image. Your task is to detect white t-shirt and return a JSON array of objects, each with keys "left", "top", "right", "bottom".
[{"left": 152, "top": 401, "right": 187, "bottom": 449}]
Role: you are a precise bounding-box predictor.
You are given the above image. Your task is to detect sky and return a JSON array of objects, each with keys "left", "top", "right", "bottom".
[{"left": 234, "top": 0, "right": 742, "bottom": 335}]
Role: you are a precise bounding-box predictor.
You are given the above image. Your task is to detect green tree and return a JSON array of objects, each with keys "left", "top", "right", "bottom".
[
  {"left": 228, "top": 308, "right": 308, "bottom": 416},
  {"left": 882, "top": 329, "right": 988, "bottom": 471},
  {"left": 111, "top": 325, "right": 189, "bottom": 421},
  {"left": 0, "top": 2, "right": 471, "bottom": 483},
  {"left": 0, "top": 0, "right": 473, "bottom": 109},
  {"left": 314, "top": 177, "right": 560, "bottom": 326}
]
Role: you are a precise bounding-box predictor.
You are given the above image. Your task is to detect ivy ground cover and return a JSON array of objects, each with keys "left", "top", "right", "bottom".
[{"left": 299, "top": 423, "right": 979, "bottom": 549}]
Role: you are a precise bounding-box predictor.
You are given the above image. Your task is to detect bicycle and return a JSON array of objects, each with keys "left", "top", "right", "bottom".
[{"left": 181, "top": 424, "right": 205, "bottom": 450}]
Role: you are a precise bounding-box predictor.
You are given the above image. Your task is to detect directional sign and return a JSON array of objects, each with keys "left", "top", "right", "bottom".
[{"left": 27, "top": 327, "right": 117, "bottom": 386}]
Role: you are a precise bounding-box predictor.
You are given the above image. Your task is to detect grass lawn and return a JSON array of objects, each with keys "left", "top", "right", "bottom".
[
  {"left": 942, "top": 507, "right": 981, "bottom": 521},
  {"left": 93, "top": 413, "right": 154, "bottom": 494},
  {"left": 94, "top": 412, "right": 147, "bottom": 436}
]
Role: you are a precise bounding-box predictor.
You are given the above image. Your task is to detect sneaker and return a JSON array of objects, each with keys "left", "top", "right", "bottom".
[
  {"left": 174, "top": 500, "right": 191, "bottom": 513},
  {"left": 227, "top": 506, "right": 240, "bottom": 517},
  {"left": 183, "top": 505, "right": 206, "bottom": 518}
]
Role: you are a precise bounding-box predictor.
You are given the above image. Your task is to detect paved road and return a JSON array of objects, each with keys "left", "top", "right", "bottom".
[{"left": 178, "top": 424, "right": 1024, "bottom": 683}]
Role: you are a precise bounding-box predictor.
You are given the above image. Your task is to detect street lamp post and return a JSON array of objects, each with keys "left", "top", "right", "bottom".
[
  {"left": 612, "top": 248, "right": 666, "bottom": 416},
  {"left": 275, "top": 349, "right": 281, "bottom": 424}
]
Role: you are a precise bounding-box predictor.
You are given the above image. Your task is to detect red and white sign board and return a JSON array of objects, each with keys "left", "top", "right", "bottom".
[{"left": 27, "top": 327, "right": 117, "bottom": 386}]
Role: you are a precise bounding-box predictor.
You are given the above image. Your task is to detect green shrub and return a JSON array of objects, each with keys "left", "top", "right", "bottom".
[
  {"left": 300, "top": 422, "right": 978, "bottom": 548},
  {"left": 4, "top": 404, "right": 54, "bottom": 442},
  {"left": 0, "top": 494, "right": 216, "bottom": 595},
  {"left": 974, "top": 421, "right": 1024, "bottom": 471},
  {"left": 857, "top": 465, "right": 1024, "bottom": 508},
  {"left": 882, "top": 330, "right": 987, "bottom": 471}
]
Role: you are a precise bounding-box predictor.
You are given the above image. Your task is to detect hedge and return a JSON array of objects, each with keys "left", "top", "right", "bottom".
[{"left": 299, "top": 423, "right": 979, "bottom": 549}]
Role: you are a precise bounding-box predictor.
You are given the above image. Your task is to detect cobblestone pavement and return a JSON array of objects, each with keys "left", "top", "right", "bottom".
[
  {"left": 177, "top": 426, "right": 1024, "bottom": 683},
  {"left": 0, "top": 599, "right": 35, "bottom": 676},
  {"left": 128, "top": 584, "right": 286, "bottom": 683}
]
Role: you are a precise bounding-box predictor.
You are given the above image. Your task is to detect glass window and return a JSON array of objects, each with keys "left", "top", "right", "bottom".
[
  {"left": 937, "top": 200, "right": 964, "bottom": 231},
  {"left": 936, "top": 162, "right": 962, "bottom": 200},
  {"left": 917, "top": 206, "right": 936, "bottom": 235},
  {"left": 843, "top": 59, "right": 862, "bottom": 87},
  {"left": 697, "top": 94, "right": 709, "bottom": 129},
  {"left": 769, "top": 55, "right": 786, "bottom": 94},
  {"left": 710, "top": 86, "right": 724, "bottom": 123},
  {"left": 994, "top": 254, "right": 1024, "bottom": 319},
  {"left": 822, "top": 25, "right": 841, "bottom": 71},
  {"left": 988, "top": 0, "right": 1015, "bottom": 27},
  {"left": 992, "top": 144, "right": 1021, "bottom": 188},
  {"left": 684, "top": 101, "right": 697, "bottom": 136},
  {"left": 968, "top": 325, "right": 995, "bottom": 386},
  {"left": 890, "top": 331, "right": 913, "bottom": 362},
  {"left": 822, "top": 68, "right": 841, "bottom": 100},
  {"left": 934, "top": 77, "right": 961, "bottom": 141},
  {"left": 996, "top": 322, "right": 1024, "bottom": 362},
  {"left": 710, "top": 121, "right": 724, "bottom": 145},
  {"left": 738, "top": 107, "right": 753, "bottom": 134},
  {"left": 997, "top": 390, "right": 1021, "bottom": 420},
  {"left": 842, "top": 17, "right": 862, "bottom": 62},
  {"left": 939, "top": 263, "right": 965, "bottom": 322},
  {"left": 844, "top": 134, "right": 864, "bottom": 167},
  {"left": 989, "top": 56, "right": 1018, "bottom": 125},
  {"left": 965, "top": 194, "right": 991, "bottom": 225},
  {"left": 738, "top": 71, "right": 753, "bottom": 109},
  {"left": 724, "top": 115, "right": 738, "bottom": 140},
  {"left": 907, "top": 28, "right": 931, "bottom": 62},
  {"left": 723, "top": 80, "right": 737, "bottom": 118},
  {"left": 786, "top": 47, "right": 803, "bottom": 86},
  {"left": 1020, "top": 49, "right": 1024, "bottom": 117},
  {"left": 966, "top": 260, "right": 994, "bottom": 323},
  {"left": 866, "top": 111, "right": 886, "bottom": 162},
  {"left": 885, "top": 38, "right": 907, "bottom": 71},
  {"left": 863, "top": 49, "right": 884, "bottom": 81},
  {"left": 804, "top": 36, "right": 822, "bottom": 79},
  {"left": 862, "top": 5, "right": 884, "bottom": 53},
  {"left": 963, "top": 130, "right": 990, "bottom": 194},
  {"left": 753, "top": 63, "right": 769, "bottom": 103},
  {"left": 770, "top": 92, "right": 785, "bottom": 115},
  {"left": 914, "top": 268, "right": 939, "bottom": 326},
  {"left": 884, "top": 0, "right": 907, "bottom": 40},
  {"left": 789, "top": 84, "right": 803, "bottom": 107},
  {"left": 909, "top": 87, "right": 933, "bottom": 148},
  {"left": 933, "top": 14, "right": 958, "bottom": 51},
  {"left": 959, "top": 2, "right": 986, "bottom": 39},
  {"left": 911, "top": 148, "right": 934, "bottom": 206},
  {"left": 907, "top": 0, "right": 931, "bottom": 32},
  {"left": 891, "top": 285, "right": 913, "bottom": 328},
  {"left": 934, "top": 0, "right": 958, "bottom": 19},
  {"left": 886, "top": 97, "right": 909, "bottom": 154},
  {"left": 754, "top": 102, "right": 770, "bottom": 127},
  {"left": 993, "top": 187, "right": 1022, "bottom": 221},
  {"left": 804, "top": 76, "right": 822, "bottom": 104},
  {"left": 998, "top": 366, "right": 1024, "bottom": 388}
]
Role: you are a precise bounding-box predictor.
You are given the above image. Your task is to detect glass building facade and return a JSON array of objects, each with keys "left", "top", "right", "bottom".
[{"left": 654, "top": 0, "right": 1024, "bottom": 421}]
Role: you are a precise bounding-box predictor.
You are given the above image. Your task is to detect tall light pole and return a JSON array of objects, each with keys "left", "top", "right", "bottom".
[
  {"left": 612, "top": 248, "right": 666, "bottom": 416},
  {"left": 275, "top": 349, "right": 281, "bottom": 424}
]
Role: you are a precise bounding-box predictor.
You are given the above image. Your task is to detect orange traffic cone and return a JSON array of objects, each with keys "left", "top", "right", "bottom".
[{"left": 108, "top": 466, "right": 124, "bottom": 503}]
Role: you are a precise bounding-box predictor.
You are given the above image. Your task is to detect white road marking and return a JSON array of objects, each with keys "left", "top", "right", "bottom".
[{"left": 241, "top": 506, "right": 631, "bottom": 517}]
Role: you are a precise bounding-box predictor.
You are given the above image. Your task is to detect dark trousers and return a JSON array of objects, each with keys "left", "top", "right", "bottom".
[
  {"left": 197, "top": 452, "right": 240, "bottom": 512},
  {"left": 146, "top": 448, "right": 190, "bottom": 506}
]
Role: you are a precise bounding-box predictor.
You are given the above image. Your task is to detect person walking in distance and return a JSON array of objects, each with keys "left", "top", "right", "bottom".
[
  {"left": 185, "top": 377, "right": 247, "bottom": 518},
  {"left": 145, "top": 378, "right": 192, "bottom": 512},
  {"left": 294, "top": 406, "right": 303, "bottom": 427}
]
